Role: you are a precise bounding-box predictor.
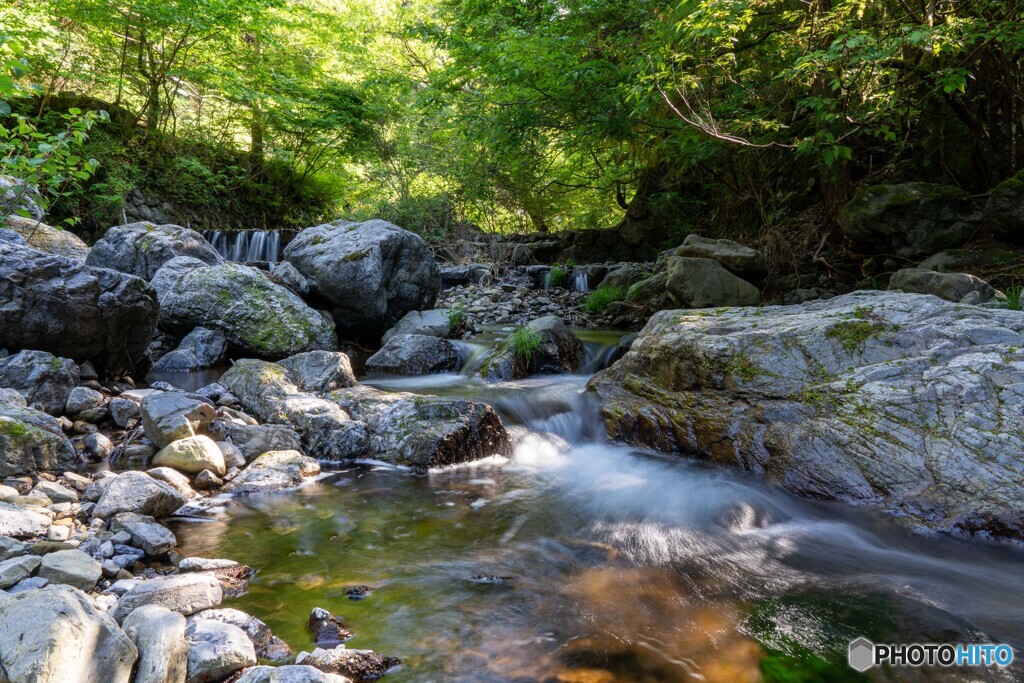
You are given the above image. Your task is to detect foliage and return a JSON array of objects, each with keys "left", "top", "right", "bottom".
[
  {"left": 1004, "top": 284, "right": 1023, "bottom": 311},
  {"left": 509, "top": 325, "right": 542, "bottom": 364},
  {"left": 582, "top": 285, "right": 627, "bottom": 314},
  {"left": 547, "top": 267, "right": 570, "bottom": 289},
  {"left": 447, "top": 302, "right": 468, "bottom": 332}
]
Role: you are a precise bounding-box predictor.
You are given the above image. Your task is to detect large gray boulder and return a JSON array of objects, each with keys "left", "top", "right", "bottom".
[
  {"left": 0, "top": 585, "right": 138, "bottom": 683},
  {"left": 365, "top": 334, "right": 460, "bottom": 375},
  {"left": 284, "top": 219, "right": 440, "bottom": 339},
  {"left": 122, "top": 605, "right": 189, "bottom": 683},
  {"left": 229, "top": 424, "right": 303, "bottom": 461},
  {"left": 985, "top": 170, "right": 1024, "bottom": 244},
  {"left": 152, "top": 259, "right": 337, "bottom": 359},
  {"left": 93, "top": 471, "right": 189, "bottom": 519},
  {"left": 188, "top": 608, "right": 293, "bottom": 663},
  {"left": 0, "top": 350, "right": 78, "bottom": 415},
  {"left": 113, "top": 573, "right": 223, "bottom": 624},
  {"left": 674, "top": 234, "right": 767, "bottom": 277},
  {"left": 665, "top": 256, "right": 760, "bottom": 309},
  {"left": 0, "top": 403, "right": 77, "bottom": 477},
  {"left": 381, "top": 309, "right": 451, "bottom": 343},
  {"left": 888, "top": 268, "right": 996, "bottom": 303},
  {"left": 839, "top": 183, "right": 982, "bottom": 258},
  {"left": 0, "top": 242, "right": 159, "bottom": 374},
  {"left": 152, "top": 328, "right": 229, "bottom": 372},
  {"left": 87, "top": 222, "right": 223, "bottom": 280},
  {"left": 141, "top": 392, "right": 216, "bottom": 449},
  {"left": 477, "top": 316, "right": 583, "bottom": 382},
  {"left": 589, "top": 291, "right": 1024, "bottom": 539},
  {"left": 184, "top": 619, "right": 256, "bottom": 683},
  {"left": 4, "top": 215, "right": 90, "bottom": 260}
]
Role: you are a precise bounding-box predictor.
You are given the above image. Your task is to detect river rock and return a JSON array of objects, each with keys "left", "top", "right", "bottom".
[
  {"left": 184, "top": 619, "right": 256, "bottom": 683},
  {"left": 365, "top": 334, "right": 460, "bottom": 375},
  {"left": 93, "top": 471, "right": 189, "bottom": 519},
  {"left": 296, "top": 646, "right": 400, "bottom": 682},
  {"left": 307, "top": 607, "right": 352, "bottom": 647},
  {"left": 32, "top": 480, "right": 77, "bottom": 503},
  {"left": 839, "top": 183, "right": 982, "bottom": 258},
  {"left": 888, "top": 268, "right": 996, "bottom": 303},
  {"left": 189, "top": 608, "right": 294, "bottom": 662},
  {"left": 0, "top": 350, "right": 79, "bottom": 415},
  {"left": 153, "top": 435, "right": 227, "bottom": 477},
  {"left": 0, "top": 585, "right": 138, "bottom": 683},
  {"left": 0, "top": 403, "right": 77, "bottom": 477},
  {"left": 0, "top": 502, "right": 50, "bottom": 537},
  {"left": 65, "top": 386, "right": 104, "bottom": 416},
  {"left": 147, "top": 467, "right": 197, "bottom": 498},
  {"left": 141, "top": 392, "right": 216, "bottom": 449},
  {"left": 152, "top": 328, "right": 229, "bottom": 372},
  {"left": 381, "top": 309, "right": 452, "bottom": 343},
  {"left": 87, "top": 222, "right": 223, "bottom": 280},
  {"left": 113, "top": 573, "right": 224, "bottom": 623},
  {"left": 0, "top": 554, "right": 41, "bottom": 588},
  {"left": 229, "top": 424, "right": 303, "bottom": 461},
  {"left": 601, "top": 264, "right": 650, "bottom": 291},
  {"left": 674, "top": 234, "right": 767, "bottom": 277},
  {"left": 37, "top": 548, "right": 102, "bottom": 591},
  {"left": 122, "top": 604, "right": 189, "bottom": 683},
  {"left": 589, "top": 291, "right": 1024, "bottom": 539},
  {"left": 984, "top": 170, "right": 1024, "bottom": 244},
  {"left": 3, "top": 215, "right": 90, "bottom": 260},
  {"left": 283, "top": 219, "right": 440, "bottom": 339},
  {"left": 223, "top": 450, "right": 321, "bottom": 495},
  {"left": 477, "top": 316, "right": 583, "bottom": 381},
  {"left": 269, "top": 260, "right": 310, "bottom": 295},
  {"left": 110, "top": 512, "right": 176, "bottom": 556},
  {"left": 665, "top": 256, "right": 760, "bottom": 308},
  {"left": 152, "top": 259, "right": 337, "bottom": 358},
  {"left": 237, "top": 666, "right": 353, "bottom": 683},
  {"left": 278, "top": 351, "right": 357, "bottom": 393},
  {"left": 0, "top": 241, "right": 159, "bottom": 374},
  {"left": 330, "top": 386, "right": 510, "bottom": 469}
]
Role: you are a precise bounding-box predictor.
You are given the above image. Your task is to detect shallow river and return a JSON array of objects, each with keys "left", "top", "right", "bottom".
[{"left": 171, "top": 330, "right": 1024, "bottom": 682}]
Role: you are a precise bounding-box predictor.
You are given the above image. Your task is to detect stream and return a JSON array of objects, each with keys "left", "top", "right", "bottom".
[{"left": 169, "top": 329, "right": 1024, "bottom": 682}]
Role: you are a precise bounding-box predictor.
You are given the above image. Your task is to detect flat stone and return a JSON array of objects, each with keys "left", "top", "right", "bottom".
[
  {"left": 110, "top": 512, "right": 176, "bottom": 556},
  {"left": 113, "top": 572, "right": 223, "bottom": 623},
  {"left": 0, "top": 554, "right": 41, "bottom": 589},
  {"left": 38, "top": 548, "right": 102, "bottom": 591}
]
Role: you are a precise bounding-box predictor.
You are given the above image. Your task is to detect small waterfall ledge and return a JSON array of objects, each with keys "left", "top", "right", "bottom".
[{"left": 203, "top": 230, "right": 282, "bottom": 262}]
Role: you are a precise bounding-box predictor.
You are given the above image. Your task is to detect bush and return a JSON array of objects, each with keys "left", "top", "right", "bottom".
[
  {"left": 509, "top": 325, "right": 542, "bottom": 363},
  {"left": 582, "top": 285, "right": 626, "bottom": 313}
]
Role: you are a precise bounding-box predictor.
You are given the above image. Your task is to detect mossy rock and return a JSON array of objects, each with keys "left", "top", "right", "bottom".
[{"left": 985, "top": 170, "right": 1024, "bottom": 245}]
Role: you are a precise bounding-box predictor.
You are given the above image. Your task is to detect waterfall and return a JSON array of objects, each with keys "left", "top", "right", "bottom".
[
  {"left": 203, "top": 230, "right": 281, "bottom": 262},
  {"left": 574, "top": 272, "right": 589, "bottom": 292},
  {"left": 542, "top": 270, "right": 552, "bottom": 291}
]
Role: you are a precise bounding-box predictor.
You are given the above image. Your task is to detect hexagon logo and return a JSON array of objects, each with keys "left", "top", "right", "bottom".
[{"left": 848, "top": 637, "right": 875, "bottom": 672}]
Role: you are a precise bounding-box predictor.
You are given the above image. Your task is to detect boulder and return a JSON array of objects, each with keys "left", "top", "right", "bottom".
[
  {"left": 0, "top": 174, "right": 44, "bottom": 220},
  {"left": 141, "top": 392, "right": 216, "bottom": 449},
  {"left": 331, "top": 386, "right": 510, "bottom": 469},
  {"left": 110, "top": 512, "right": 177, "bottom": 556},
  {"left": 113, "top": 573, "right": 223, "bottom": 624},
  {"left": 0, "top": 502, "right": 50, "bottom": 537},
  {"left": 839, "top": 182, "right": 981, "bottom": 258},
  {"left": 984, "top": 170, "right": 1024, "bottom": 244},
  {"left": 0, "top": 403, "right": 77, "bottom": 477},
  {"left": 278, "top": 351, "right": 357, "bottom": 393},
  {"left": 223, "top": 451, "right": 321, "bottom": 495},
  {"left": 153, "top": 435, "right": 227, "bottom": 477},
  {"left": 37, "top": 548, "right": 102, "bottom": 591},
  {"left": 122, "top": 604, "right": 189, "bottom": 683},
  {"left": 0, "top": 555, "right": 41, "bottom": 589},
  {"left": 306, "top": 607, "right": 352, "bottom": 648},
  {"left": 365, "top": 334, "right": 460, "bottom": 375},
  {"left": 65, "top": 386, "right": 104, "bottom": 415},
  {"left": 589, "top": 291, "right": 1024, "bottom": 539},
  {"left": 188, "top": 608, "right": 293, "bottom": 662},
  {"left": 229, "top": 424, "right": 303, "bottom": 461},
  {"left": 152, "top": 328, "right": 229, "bottom": 372},
  {"left": 381, "top": 309, "right": 451, "bottom": 343},
  {"left": 0, "top": 585, "right": 138, "bottom": 683},
  {"left": 0, "top": 350, "right": 79, "bottom": 415},
  {"left": 32, "top": 480, "right": 77, "bottom": 503},
  {"left": 674, "top": 234, "right": 767, "bottom": 277},
  {"left": 296, "top": 647, "right": 400, "bottom": 682},
  {"left": 236, "top": 666, "right": 353, "bottom": 683},
  {"left": 665, "top": 256, "right": 760, "bottom": 309},
  {"left": 152, "top": 260, "right": 337, "bottom": 359},
  {"left": 477, "top": 316, "right": 584, "bottom": 381},
  {"left": 93, "top": 471, "right": 189, "bottom": 519},
  {"left": 283, "top": 219, "right": 440, "bottom": 339},
  {"left": 184, "top": 619, "right": 256, "bottom": 683},
  {"left": 888, "top": 268, "right": 996, "bottom": 303},
  {"left": 3, "top": 215, "right": 90, "bottom": 260},
  {"left": 601, "top": 264, "right": 650, "bottom": 291},
  {"left": 86, "top": 222, "right": 223, "bottom": 280},
  {"left": 268, "top": 260, "right": 310, "bottom": 295},
  {"left": 0, "top": 241, "right": 159, "bottom": 374},
  {"left": 147, "top": 467, "right": 197, "bottom": 499}
]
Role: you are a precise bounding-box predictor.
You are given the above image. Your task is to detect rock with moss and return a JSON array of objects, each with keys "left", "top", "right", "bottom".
[
  {"left": 330, "top": 386, "right": 510, "bottom": 469},
  {"left": 86, "top": 221, "right": 222, "bottom": 279},
  {"left": 476, "top": 316, "right": 584, "bottom": 382},
  {"left": 283, "top": 219, "right": 440, "bottom": 340},
  {"left": 985, "top": 170, "right": 1024, "bottom": 244},
  {"left": 0, "top": 402, "right": 77, "bottom": 478},
  {"left": 839, "top": 183, "right": 981, "bottom": 258},
  {"left": 0, "top": 350, "right": 79, "bottom": 415},
  {"left": 365, "top": 334, "right": 460, "bottom": 375},
  {"left": 0, "top": 241, "right": 159, "bottom": 375},
  {"left": 888, "top": 268, "right": 996, "bottom": 303},
  {"left": 589, "top": 291, "right": 1024, "bottom": 540},
  {"left": 278, "top": 351, "right": 357, "bottom": 393},
  {"left": 674, "top": 234, "right": 767, "bottom": 277},
  {"left": 152, "top": 259, "right": 337, "bottom": 359},
  {"left": 665, "top": 256, "right": 760, "bottom": 309},
  {"left": 4, "top": 215, "right": 90, "bottom": 260}
]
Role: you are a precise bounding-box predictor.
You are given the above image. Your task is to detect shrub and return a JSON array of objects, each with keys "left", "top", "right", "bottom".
[
  {"left": 548, "top": 266, "right": 569, "bottom": 288},
  {"left": 582, "top": 285, "right": 626, "bottom": 313},
  {"left": 1005, "top": 284, "right": 1023, "bottom": 311},
  {"left": 447, "top": 302, "right": 468, "bottom": 332},
  {"left": 509, "top": 325, "right": 542, "bottom": 363}
]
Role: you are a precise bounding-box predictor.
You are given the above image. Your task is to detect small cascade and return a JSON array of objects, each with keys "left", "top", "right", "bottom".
[
  {"left": 580, "top": 339, "right": 620, "bottom": 374},
  {"left": 574, "top": 272, "right": 589, "bottom": 292},
  {"left": 541, "top": 270, "right": 552, "bottom": 291},
  {"left": 203, "top": 230, "right": 282, "bottom": 262}
]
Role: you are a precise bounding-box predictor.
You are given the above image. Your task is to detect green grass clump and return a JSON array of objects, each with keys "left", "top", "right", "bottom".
[
  {"left": 509, "top": 325, "right": 542, "bottom": 363},
  {"left": 1005, "top": 284, "right": 1023, "bottom": 311},
  {"left": 447, "top": 302, "right": 468, "bottom": 331},
  {"left": 547, "top": 266, "right": 569, "bottom": 289},
  {"left": 582, "top": 285, "right": 626, "bottom": 313}
]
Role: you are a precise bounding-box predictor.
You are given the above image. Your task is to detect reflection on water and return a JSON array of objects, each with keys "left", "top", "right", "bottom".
[{"left": 172, "top": 330, "right": 1024, "bottom": 682}]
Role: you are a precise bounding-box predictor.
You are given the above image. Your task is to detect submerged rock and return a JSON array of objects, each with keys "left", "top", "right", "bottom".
[
  {"left": 477, "top": 316, "right": 583, "bottom": 381},
  {"left": 87, "top": 222, "right": 223, "bottom": 280},
  {"left": 307, "top": 607, "right": 353, "bottom": 648},
  {"left": 365, "top": 334, "right": 460, "bottom": 375},
  {"left": 590, "top": 291, "right": 1024, "bottom": 539},
  {"left": 284, "top": 219, "right": 440, "bottom": 339}
]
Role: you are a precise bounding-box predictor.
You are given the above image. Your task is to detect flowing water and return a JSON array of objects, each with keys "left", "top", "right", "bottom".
[
  {"left": 203, "top": 229, "right": 282, "bottom": 262},
  {"left": 172, "top": 329, "right": 1024, "bottom": 682}
]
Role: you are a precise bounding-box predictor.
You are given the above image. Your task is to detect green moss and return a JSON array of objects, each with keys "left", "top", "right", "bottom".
[
  {"left": 340, "top": 248, "right": 371, "bottom": 263},
  {"left": 825, "top": 308, "right": 893, "bottom": 354},
  {"left": 0, "top": 419, "right": 31, "bottom": 439}
]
